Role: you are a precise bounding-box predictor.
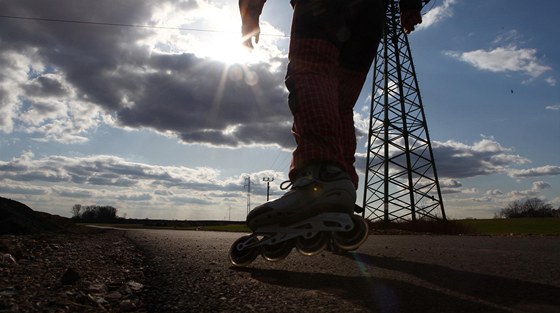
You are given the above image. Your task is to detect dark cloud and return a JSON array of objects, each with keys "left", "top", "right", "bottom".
[
  {"left": 356, "top": 138, "right": 532, "bottom": 180},
  {"left": 115, "top": 57, "right": 291, "bottom": 147},
  {"left": 23, "top": 74, "right": 68, "bottom": 98},
  {"left": 432, "top": 139, "right": 529, "bottom": 179},
  {"left": 0, "top": 0, "right": 292, "bottom": 147}
]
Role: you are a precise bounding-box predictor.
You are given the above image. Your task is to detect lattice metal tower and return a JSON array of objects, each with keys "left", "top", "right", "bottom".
[{"left": 362, "top": 0, "right": 446, "bottom": 222}]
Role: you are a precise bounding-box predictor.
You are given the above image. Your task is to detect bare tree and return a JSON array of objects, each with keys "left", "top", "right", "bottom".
[
  {"left": 71, "top": 204, "right": 118, "bottom": 221},
  {"left": 71, "top": 204, "right": 82, "bottom": 218},
  {"left": 499, "top": 198, "right": 556, "bottom": 218}
]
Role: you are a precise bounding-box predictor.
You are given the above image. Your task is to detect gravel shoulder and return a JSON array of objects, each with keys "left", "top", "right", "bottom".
[{"left": 0, "top": 229, "right": 146, "bottom": 312}]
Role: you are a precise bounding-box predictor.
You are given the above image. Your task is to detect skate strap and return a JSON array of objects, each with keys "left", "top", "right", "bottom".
[{"left": 280, "top": 180, "right": 293, "bottom": 190}]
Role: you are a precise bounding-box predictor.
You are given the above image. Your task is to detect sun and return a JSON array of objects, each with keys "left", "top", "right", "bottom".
[
  {"left": 190, "top": 4, "right": 260, "bottom": 65},
  {"left": 204, "top": 33, "right": 255, "bottom": 65}
]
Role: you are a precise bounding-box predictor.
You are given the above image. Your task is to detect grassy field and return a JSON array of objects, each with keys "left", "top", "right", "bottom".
[
  {"left": 84, "top": 222, "right": 251, "bottom": 233},
  {"left": 86, "top": 217, "right": 559, "bottom": 236},
  {"left": 369, "top": 217, "right": 560, "bottom": 235},
  {"left": 455, "top": 217, "right": 560, "bottom": 235}
]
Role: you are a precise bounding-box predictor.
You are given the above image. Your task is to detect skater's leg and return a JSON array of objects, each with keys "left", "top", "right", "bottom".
[
  {"left": 286, "top": 0, "right": 346, "bottom": 181},
  {"left": 247, "top": 0, "right": 389, "bottom": 229},
  {"left": 337, "top": 68, "right": 363, "bottom": 188},
  {"left": 336, "top": 0, "right": 387, "bottom": 188}
]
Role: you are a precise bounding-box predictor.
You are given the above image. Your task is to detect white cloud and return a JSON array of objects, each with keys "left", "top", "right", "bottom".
[
  {"left": 492, "top": 30, "right": 522, "bottom": 46},
  {"left": 0, "top": 151, "right": 287, "bottom": 219},
  {"left": 417, "top": 0, "right": 456, "bottom": 30},
  {"left": 545, "top": 77, "right": 557, "bottom": 86},
  {"left": 508, "top": 165, "right": 560, "bottom": 178},
  {"left": 531, "top": 181, "right": 551, "bottom": 191},
  {"left": 462, "top": 187, "right": 480, "bottom": 194},
  {"left": 545, "top": 104, "right": 560, "bottom": 111},
  {"left": 486, "top": 189, "right": 503, "bottom": 196},
  {"left": 0, "top": 51, "right": 34, "bottom": 133},
  {"left": 445, "top": 45, "right": 551, "bottom": 78}
]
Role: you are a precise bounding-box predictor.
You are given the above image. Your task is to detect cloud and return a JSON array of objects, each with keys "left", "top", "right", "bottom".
[
  {"left": 502, "top": 181, "right": 551, "bottom": 199},
  {"left": 0, "top": 51, "right": 33, "bottom": 133},
  {"left": 0, "top": 151, "right": 288, "bottom": 219},
  {"left": 486, "top": 189, "right": 504, "bottom": 196},
  {"left": 52, "top": 187, "right": 96, "bottom": 199},
  {"left": 545, "top": 77, "right": 557, "bottom": 86},
  {"left": 438, "top": 178, "right": 462, "bottom": 194},
  {"left": 531, "top": 181, "right": 551, "bottom": 191},
  {"left": 0, "top": 183, "right": 49, "bottom": 196},
  {"left": 546, "top": 104, "right": 560, "bottom": 111},
  {"left": 357, "top": 136, "right": 552, "bottom": 185},
  {"left": 0, "top": 151, "right": 224, "bottom": 191},
  {"left": 445, "top": 45, "right": 551, "bottom": 79},
  {"left": 417, "top": 0, "right": 456, "bottom": 30},
  {"left": 508, "top": 165, "right": 560, "bottom": 178},
  {"left": 0, "top": 0, "right": 291, "bottom": 148},
  {"left": 432, "top": 137, "right": 530, "bottom": 179}
]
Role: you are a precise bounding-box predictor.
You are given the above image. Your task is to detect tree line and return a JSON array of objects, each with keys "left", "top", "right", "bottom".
[
  {"left": 498, "top": 198, "right": 559, "bottom": 218},
  {"left": 71, "top": 204, "right": 119, "bottom": 221}
]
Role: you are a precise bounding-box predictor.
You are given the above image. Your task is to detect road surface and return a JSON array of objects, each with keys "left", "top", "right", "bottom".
[{"left": 126, "top": 230, "right": 560, "bottom": 313}]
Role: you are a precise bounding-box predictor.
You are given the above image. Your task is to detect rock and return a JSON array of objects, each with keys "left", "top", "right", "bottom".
[
  {"left": 60, "top": 267, "right": 81, "bottom": 285},
  {"left": 1, "top": 253, "right": 17, "bottom": 266},
  {"left": 119, "top": 299, "right": 137, "bottom": 312},
  {"left": 127, "top": 281, "right": 143, "bottom": 292},
  {"left": 106, "top": 291, "right": 123, "bottom": 300},
  {"left": 88, "top": 283, "right": 108, "bottom": 293}
]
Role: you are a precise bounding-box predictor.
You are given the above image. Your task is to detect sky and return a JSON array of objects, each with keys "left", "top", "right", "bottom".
[{"left": 0, "top": 0, "right": 558, "bottom": 221}]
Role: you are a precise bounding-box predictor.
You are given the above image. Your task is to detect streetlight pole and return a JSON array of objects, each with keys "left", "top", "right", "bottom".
[{"left": 262, "top": 177, "right": 274, "bottom": 201}]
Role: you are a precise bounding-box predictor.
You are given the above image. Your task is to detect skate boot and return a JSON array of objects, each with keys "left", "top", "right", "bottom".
[
  {"left": 247, "top": 163, "right": 356, "bottom": 230},
  {"left": 229, "top": 164, "right": 369, "bottom": 266}
]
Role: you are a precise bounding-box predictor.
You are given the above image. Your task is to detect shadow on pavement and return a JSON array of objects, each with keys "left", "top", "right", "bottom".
[{"left": 232, "top": 252, "right": 560, "bottom": 313}]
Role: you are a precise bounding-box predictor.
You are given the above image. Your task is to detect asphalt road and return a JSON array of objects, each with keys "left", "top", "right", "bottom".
[{"left": 126, "top": 230, "right": 560, "bottom": 313}]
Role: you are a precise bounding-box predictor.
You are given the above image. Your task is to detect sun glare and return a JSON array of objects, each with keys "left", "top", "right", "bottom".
[
  {"left": 205, "top": 34, "right": 254, "bottom": 64},
  {"left": 147, "top": 2, "right": 283, "bottom": 66},
  {"left": 196, "top": 4, "right": 266, "bottom": 65}
]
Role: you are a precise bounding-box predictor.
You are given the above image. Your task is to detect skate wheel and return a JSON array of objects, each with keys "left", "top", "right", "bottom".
[
  {"left": 261, "top": 240, "right": 293, "bottom": 262},
  {"left": 296, "top": 232, "right": 328, "bottom": 256},
  {"left": 332, "top": 215, "right": 369, "bottom": 251},
  {"left": 229, "top": 235, "right": 260, "bottom": 266}
]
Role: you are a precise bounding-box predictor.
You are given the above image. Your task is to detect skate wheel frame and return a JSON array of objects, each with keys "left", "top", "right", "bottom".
[{"left": 229, "top": 213, "right": 368, "bottom": 266}]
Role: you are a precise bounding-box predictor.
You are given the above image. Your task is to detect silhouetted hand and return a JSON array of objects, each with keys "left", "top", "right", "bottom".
[
  {"left": 401, "top": 9, "right": 422, "bottom": 34},
  {"left": 239, "top": 0, "right": 266, "bottom": 49}
]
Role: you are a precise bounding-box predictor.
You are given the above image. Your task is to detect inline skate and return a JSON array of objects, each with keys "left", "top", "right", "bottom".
[{"left": 229, "top": 164, "right": 369, "bottom": 266}]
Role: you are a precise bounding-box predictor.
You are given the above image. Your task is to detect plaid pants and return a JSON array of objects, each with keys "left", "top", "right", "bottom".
[{"left": 287, "top": 0, "right": 387, "bottom": 188}]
